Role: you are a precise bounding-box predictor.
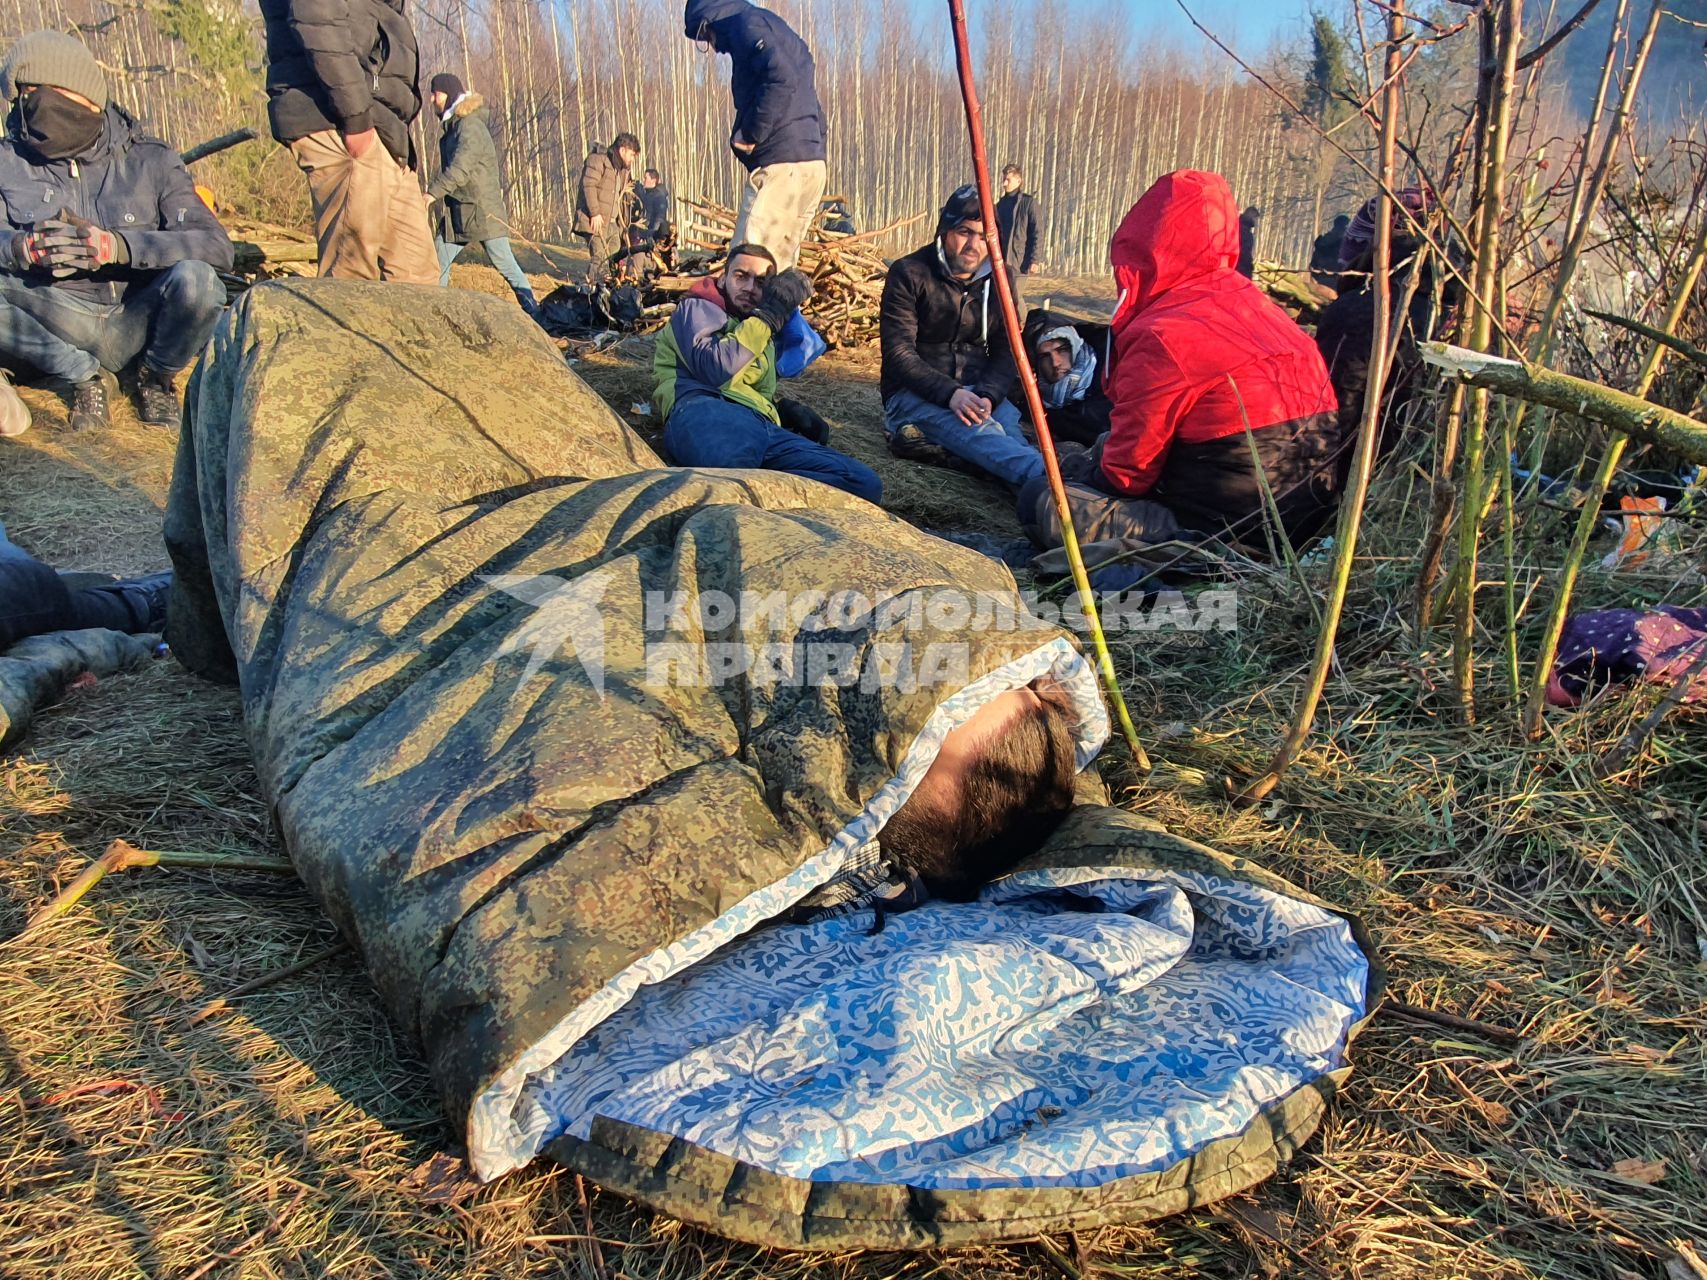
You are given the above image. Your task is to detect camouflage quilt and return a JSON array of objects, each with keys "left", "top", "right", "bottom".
[{"left": 163, "top": 281, "right": 1377, "bottom": 1249}]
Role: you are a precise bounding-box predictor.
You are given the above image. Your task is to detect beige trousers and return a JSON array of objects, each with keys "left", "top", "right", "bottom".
[
  {"left": 289, "top": 130, "right": 438, "bottom": 284},
  {"left": 732, "top": 158, "right": 828, "bottom": 270}
]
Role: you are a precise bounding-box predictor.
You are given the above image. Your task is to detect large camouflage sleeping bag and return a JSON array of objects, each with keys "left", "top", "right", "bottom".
[{"left": 165, "top": 281, "right": 1379, "bottom": 1249}]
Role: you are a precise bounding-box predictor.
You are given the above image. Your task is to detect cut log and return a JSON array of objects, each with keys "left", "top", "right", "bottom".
[{"left": 1419, "top": 341, "right": 1707, "bottom": 465}]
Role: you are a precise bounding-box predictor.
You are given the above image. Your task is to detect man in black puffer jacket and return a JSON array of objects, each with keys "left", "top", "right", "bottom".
[
  {"left": 684, "top": 0, "right": 826, "bottom": 270},
  {"left": 260, "top": 0, "right": 436, "bottom": 283},
  {"left": 878, "top": 186, "right": 1043, "bottom": 487},
  {"left": 0, "top": 32, "right": 233, "bottom": 432}
]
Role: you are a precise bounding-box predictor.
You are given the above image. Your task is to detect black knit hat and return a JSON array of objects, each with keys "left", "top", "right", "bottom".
[
  {"left": 936, "top": 184, "right": 983, "bottom": 236},
  {"left": 430, "top": 72, "right": 465, "bottom": 101}
]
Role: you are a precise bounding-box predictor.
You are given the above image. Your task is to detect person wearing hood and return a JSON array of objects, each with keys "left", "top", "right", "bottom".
[
  {"left": 1236, "top": 205, "right": 1261, "bottom": 278},
  {"left": 653, "top": 243, "right": 881, "bottom": 502},
  {"left": 1310, "top": 212, "right": 1351, "bottom": 294},
  {"left": 878, "top": 185, "right": 1043, "bottom": 487},
  {"left": 575, "top": 133, "right": 638, "bottom": 285},
  {"left": 260, "top": 0, "right": 437, "bottom": 283},
  {"left": 0, "top": 32, "right": 233, "bottom": 432},
  {"left": 1022, "top": 308, "right": 1110, "bottom": 447},
  {"left": 424, "top": 74, "right": 537, "bottom": 315},
  {"left": 1020, "top": 170, "right": 1341, "bottom": 557},
  {"left": 684, "top": 0, "right": 827, "bottom": 271}
]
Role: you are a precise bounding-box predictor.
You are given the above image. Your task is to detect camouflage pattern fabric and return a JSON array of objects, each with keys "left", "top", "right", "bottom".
[
  {"left": 0, "top": 628, "right": 158, "bottom": 747},
  {"left": 162, "top": 281, "right": 1376, "bottom": 1247}
]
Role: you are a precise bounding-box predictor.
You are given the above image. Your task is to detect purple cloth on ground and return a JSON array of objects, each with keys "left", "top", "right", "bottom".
[{"left": 1546, "top": 606, "right": 1707, "bottom": 707}]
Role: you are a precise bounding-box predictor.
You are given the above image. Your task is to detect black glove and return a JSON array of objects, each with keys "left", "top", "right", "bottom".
[
  {"left": 752, "top": 267, "right": 813, "bottom": 333},
  {"left": 776, "top": 397, "right": 830, "bottom": 445}
]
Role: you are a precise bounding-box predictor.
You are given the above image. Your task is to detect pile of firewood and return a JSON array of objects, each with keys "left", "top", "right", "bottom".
[{"left": 665, "top": 197, "right": 925, "bottom": 348}]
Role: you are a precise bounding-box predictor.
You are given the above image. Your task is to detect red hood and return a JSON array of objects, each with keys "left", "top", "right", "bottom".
[
  {"left": 1109, "top": 170, "right": 1241, "bottom": 331},
  {"left": 689, "top": 274, "right": 732, "bottom": 311}
]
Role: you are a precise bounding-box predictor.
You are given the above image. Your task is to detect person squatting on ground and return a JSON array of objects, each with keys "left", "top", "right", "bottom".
[
  {"left": 576, "top": 133, "right": 638, "bottom": 286},
  {"left": 653, "top": 243, "right": 881, "bottom": 502},
  {"left": 424, "top": 74, "right": 537, "bottom": 315},
  {"left": 1020, "top": 170, "right": 1341, "bottom": 557},
  {"left": 879, "top": 186, "right": 1044, "bottom": 488},
  {"left": 1024, "top": 308, "right": 1111, "bottom": 447},
  {"left": 260, "top": 0, "right": 437, "bottom": 283},
  {"left": 635, "top": 169, "right": 673, "bottom": 246},
  {"left": 0, "top": 517, "right": 169, "bottom": 650},
  {"left": 684, "top": 0, "right": 827, "bottom": 271},
  {"left": 995, "top": 164, "right": 1044, "bottom": 276},
  {"left": 0, "top": 32, "right": 233, "bottom": 432}
]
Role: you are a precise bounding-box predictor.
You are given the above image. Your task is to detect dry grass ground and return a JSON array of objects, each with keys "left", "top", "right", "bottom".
[{"left": 2, "top": 267, "right": 1705, "bottom": 1280}]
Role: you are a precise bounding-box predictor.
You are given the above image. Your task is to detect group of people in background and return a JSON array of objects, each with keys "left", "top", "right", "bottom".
[{"left": 0, "top": 0, "right": 1428, "bottom": 611}]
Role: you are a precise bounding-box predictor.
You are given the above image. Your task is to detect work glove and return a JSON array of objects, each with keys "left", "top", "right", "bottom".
[
  {"left": 40, "top": 208, "right": 130, "bottom": 273},
  {"left": 3, "top": 227, "right": 60, "bottom": 274},
  {"left": 776, "top": 397, "right": 830, "bottom": 445},
  {"left": 752, "top": 267, "right": 813, "bottom": 333}
]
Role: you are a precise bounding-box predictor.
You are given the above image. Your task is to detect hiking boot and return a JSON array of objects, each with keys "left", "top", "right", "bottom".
[
  {"left": 0, "top": 371, "right": 29, "bottom": 438},
  {"left": 69, "top": 375, "right": 110, "bottom": 433},
  {"left": 887, "top": 423, "right": 981, "bottom": 475},
  {"left": 109, "top": 569, "right": 173, "bottom": 633},
  {"left": 133, "top": 364, "right": 181, "bottom": 428}
]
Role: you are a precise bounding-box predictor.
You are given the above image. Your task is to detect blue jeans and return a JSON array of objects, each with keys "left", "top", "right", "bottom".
[
  {"left": 438, "top": 237, "right": 537, "bottom": 308},
  {"left": 0, "top": 261, "right": 226, "bottom": 384},
  {"left": 664, "top": 395, "right": 882, "bottom": 504},
  {"left": 882, "top": 388, "right": 1043, "bottom": 486}
]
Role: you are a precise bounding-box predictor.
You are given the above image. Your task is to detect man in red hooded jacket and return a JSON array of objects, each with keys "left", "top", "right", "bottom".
[{"left": 1021, "top": 170, "right": 1342, "bottom": 560}]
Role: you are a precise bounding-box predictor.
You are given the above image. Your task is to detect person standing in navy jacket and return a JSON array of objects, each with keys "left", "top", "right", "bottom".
[{"left": 684, "top": 0, "right": 826, "bottom": 270}]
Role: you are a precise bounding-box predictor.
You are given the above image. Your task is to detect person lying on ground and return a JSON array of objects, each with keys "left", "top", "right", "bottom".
[
  {"left": 878, "top": 186, "right": 1043, "bottom": 488},
  {"left": 685, "top": 0, "right": 827, "bottom": 272},
  {"left": 653, "top": 242, "right": 881, "bottom": 501},
  {"left": 792, "top": 676, "right": 1077, "bottom": 919},
  {"left": 1020, "top": 308, "right": 1110, "bottom": 447},
  {"left": 575, "top": 133, "right": 638, "bottom": 286},
  {"left": 995, "top": 164, "right": 1045, "bottom": 276},
  {"left": 0, "top": 516, "right": 168, "bottom": 649},
  {"left": 1019, "top": 170, "right": 1341, "bottom": 560},
  {"left": 0, "top": 31, "right": 233, "bottom": 432},
  {"left": 426, "top": 74, "right": 537, "bottom": 317},
  {"left": 260, "top": 0, "right": 437, "bottom": 284}
]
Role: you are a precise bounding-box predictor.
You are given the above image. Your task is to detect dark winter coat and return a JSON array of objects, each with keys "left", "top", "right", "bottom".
[
  {"left": 1099, "top": 170, "right": 1340, "bottom": 544},
  {"left": 879, "top": 242, "right": 1020, "bottom": 409},
  {"left": 635, "top": 182, "right": 672, "bottom": 237},
  {"left": 0, "top": 104, "right": 234, "bottom": 307},
  {"left": 683, "top": 0, "right": 826, "bottom": 170},
  {"left": 996, "top": 190, "right": 1043, "bottom": 273},
  {"left": 427, "top": 95, "right": 507, "bottom": 245},
  {"left": 574, "top": 147, "right": 629, "bottom": 235},
  {"left": 260, "top": 0, "right": 423, "bottom": 167}
]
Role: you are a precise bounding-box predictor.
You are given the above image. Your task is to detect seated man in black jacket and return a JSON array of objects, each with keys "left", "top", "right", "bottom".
[
  {"left": 0, "top": 32, "right": 233, "bottom": 431},
  {"left": 1023, "top": 308, "right": 1110, "bottom": 447},
  {"left": 878, "top": 186, "right": 1044, "bottom": 487}
]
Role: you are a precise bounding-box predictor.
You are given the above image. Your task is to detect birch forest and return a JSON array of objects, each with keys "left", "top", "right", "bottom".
[{"left": 0, "top": 0, "right": 1390, "bottom": 273}]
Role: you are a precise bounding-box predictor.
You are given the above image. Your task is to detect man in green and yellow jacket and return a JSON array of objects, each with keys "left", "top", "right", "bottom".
[{"left": 653, "top": 243, "right": 880, "bottom": 501}]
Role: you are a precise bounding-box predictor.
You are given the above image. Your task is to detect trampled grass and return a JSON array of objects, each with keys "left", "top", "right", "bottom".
[{"left": 2, "top": 278, "right": 1704, "bottom": 1278}]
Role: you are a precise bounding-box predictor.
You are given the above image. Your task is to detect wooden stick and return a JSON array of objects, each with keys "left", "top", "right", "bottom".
[
  {"left": 1233, "top": 0, "right": 1408, "bottom": 805},
  {"left": 1583, "top": 307, "right": 1707, "bottom": 372},
  {"left": 23, "top": 840, "right": 294, "bottom": 934},
  {"left": 180, "top": 127, "right": 257, "bottom": 166},
  {"left": 1381, "top": 997, "right": 1526, "bottom": 1045},
  {"left": 185, "top": 941, "right": 350, "bottom": 1026},
  {"left": 946, "top": 0, "right": 1151, "bottom": 774}
]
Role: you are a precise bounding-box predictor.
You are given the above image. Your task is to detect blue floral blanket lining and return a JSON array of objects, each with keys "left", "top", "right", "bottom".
[{"left": 521, "top": 862, "right": 1369, "bottom": 1190}]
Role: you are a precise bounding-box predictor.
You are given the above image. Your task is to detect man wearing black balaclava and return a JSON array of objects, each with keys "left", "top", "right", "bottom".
[{"left": 0, "top": 31, "right": 232, "bottom": 432}]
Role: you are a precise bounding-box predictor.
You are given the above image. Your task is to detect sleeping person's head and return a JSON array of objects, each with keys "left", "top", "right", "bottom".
[{"left": 879, "top": 679, "right": 1079, "bottom": 901}]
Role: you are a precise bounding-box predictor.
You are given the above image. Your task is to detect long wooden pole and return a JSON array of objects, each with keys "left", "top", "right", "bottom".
[
  {"left": 1233, "top": 0, "right": 1404, "bottom": 807},
  {"left": 944, "top": 0, "right": 1150, "bottom": 774}
]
